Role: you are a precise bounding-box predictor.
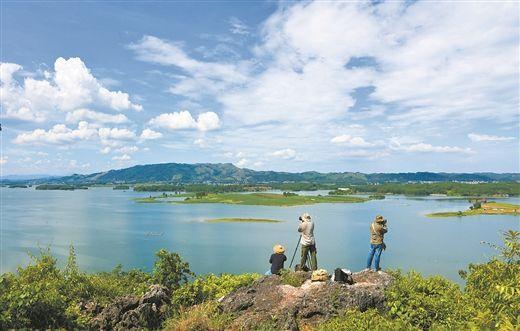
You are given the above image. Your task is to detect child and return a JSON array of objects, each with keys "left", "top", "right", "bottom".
[{"left": 266, "top": 244, "right": 287, "bottom": 275}]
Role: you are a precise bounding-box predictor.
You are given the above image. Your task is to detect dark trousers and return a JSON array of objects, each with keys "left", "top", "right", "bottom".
[{"left": 301, "top": 244, "right": 317, "bottom": 271}]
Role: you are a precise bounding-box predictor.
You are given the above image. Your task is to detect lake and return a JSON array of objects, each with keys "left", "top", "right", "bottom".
[{"left": 2, "top": 187, "right": 519, "bottom": 283}]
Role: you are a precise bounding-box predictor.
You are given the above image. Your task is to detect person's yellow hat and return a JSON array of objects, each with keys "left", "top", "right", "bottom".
[{"left": 273, "top": 244, "right": 285, "bottom": 254}]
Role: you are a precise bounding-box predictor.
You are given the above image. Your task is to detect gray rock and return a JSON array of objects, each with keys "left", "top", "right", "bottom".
[
  {"left": 90, "top": 285, "right": 170, "bottom": 330},
  {"left": 220, "top": 269, "right": 393, "bottom": 330}
]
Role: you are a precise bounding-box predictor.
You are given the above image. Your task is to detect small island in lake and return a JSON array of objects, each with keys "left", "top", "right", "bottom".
[
  {"left": 35, "top": 184, "right": 88, "bottom": 190},
  {"left": 113, "top": 185, "right": 130, "bottom": 190},
  {"left": 135, "top": 192, "right": 368, "bottom": 206},
  {"left": 427, "top": 201, "right": 520, "bottom": 217},
  {"left": 181, "top": 192, "right": 368, "bottom": 206},
  {"left": 205, "top": 218, "right": 282, "bottom": 223}
]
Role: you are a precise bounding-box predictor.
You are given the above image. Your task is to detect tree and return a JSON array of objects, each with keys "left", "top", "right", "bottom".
[{"left": 153, "top": 249, "right": 194, "bottom": 290}]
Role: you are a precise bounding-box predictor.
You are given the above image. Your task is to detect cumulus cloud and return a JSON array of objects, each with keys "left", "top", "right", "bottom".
[
  {"left": 140, "top": 128, "right": 163, "bottom": 140},
  {"left": 13, "top": 121, "right": 97, "bottom": 145},
  {"left": 0, "top": 58, "right": 142, "bottom": 122},
  {"left": 400, "top": 143, "right": 474, "bottom": 154},
  {"left": 112, "top": 154, "right": 131, "bottom": 161},
  {"left": 98, "top": 127, "right": 136, "bottom": 141},
  {"left": 271, "top": 148, "right": 297, "bottom": 159},
  {"left": 65, "top": 108, "right": 129, "bottom": 124},
  {"left": 468, "top": 133, "right": 515, "bottom": 142},
  {"left": 148, "top": 111, "right": 220, "bottom": 131},
  {"left": 331, "top": 135, "right": 373, "bottom": 147}
]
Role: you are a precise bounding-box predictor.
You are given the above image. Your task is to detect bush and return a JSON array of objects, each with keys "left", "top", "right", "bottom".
[
  {"left": 172, "top": 273, "right": 260, "bottom": 308},
  {"left": 279, "top": 269, "right": 307, "bottom": 287},
  {"left": 385, "top": 270, "right": 470, "bottom": 329},
  {"left": 153, "top": 249, "right": 194, "bottom": 290},
  {"left": 163, "top": 301, "right": 232, "bottom": 331},
  {"left": 317, "top": 309, "right": 418, "bottom": 331},
  {"left": 461, "top": 230, "right": 520, "bottom": 329}
]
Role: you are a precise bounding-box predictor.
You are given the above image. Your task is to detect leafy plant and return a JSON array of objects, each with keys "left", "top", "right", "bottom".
[{"left": 153, "top": 249, "right": 194, "bottom": 290}]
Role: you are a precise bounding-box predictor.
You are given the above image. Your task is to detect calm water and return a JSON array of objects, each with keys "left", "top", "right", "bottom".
[{"left": 2, "top": 187, "right": 519, "bottom": 283}]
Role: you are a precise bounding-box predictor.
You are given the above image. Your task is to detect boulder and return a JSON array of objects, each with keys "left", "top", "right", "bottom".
[
  {"left": 89, "top": 284, "right": 170, "bottom": 330},
  {"left": 220, "top": 269, "right": 393, "bottom": 330}
]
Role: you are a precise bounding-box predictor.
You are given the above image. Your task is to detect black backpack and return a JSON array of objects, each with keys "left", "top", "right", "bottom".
[{"left": 334, "top": 268, "right": 354, "bottom": 284}]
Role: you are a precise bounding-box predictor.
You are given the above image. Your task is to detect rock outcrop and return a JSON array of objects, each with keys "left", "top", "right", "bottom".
[
  {"left": 219, "top": 270, "right": 393, "bottom": 330},
  {"left": 88, "top": 285, "right": 170, "bottom": 330}
]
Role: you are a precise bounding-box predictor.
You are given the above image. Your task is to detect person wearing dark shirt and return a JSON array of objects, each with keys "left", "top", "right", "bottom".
[{"left": 267, "top": 244, "right": 287, "bottom": 275}]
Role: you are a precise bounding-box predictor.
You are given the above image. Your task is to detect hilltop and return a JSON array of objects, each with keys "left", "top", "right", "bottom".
[{"left": 11, "top": 162, "right": 520, "bottom": 185}]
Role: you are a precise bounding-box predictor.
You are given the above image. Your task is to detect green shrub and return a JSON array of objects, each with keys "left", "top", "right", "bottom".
[
  {"left": 317, "top": 309, "right": 418, "bottom": 331},
  {"left": 279, "top": 269, "right": 307, "bottom": 287},
  {"left": 461, "top": 230, "right": 520, "bottom": 329},
  {"left": 153, "top": 249, "right": 194, "bottom": 290},
  {"left": 172, "top": 273, "right": 260, "bottom": 308},
  {"left": 385, "top": 270, "right": 470, "bottom": 329},
  {"left": 163, "top": 301, "right": 233, "bottom": 331}
]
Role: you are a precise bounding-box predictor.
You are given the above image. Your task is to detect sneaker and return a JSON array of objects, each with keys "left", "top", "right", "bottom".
[{"left": 363, "top": 268, "right": 372, "bottom": 272}]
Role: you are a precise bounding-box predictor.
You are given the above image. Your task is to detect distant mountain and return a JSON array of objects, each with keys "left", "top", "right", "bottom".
[
  {"left": 0, "top": 174, "right": 60, "bottom": 181},
  {"left": 27, "top": 163, "right": 520, "bottom": 185}
]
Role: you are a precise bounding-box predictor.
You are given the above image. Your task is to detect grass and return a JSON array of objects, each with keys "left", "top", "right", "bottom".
[
  {"left": 134, "top": 193, "right": 194, "bottom": 203},
  {"left": 205, "top": 218, "right": 282, "bottom": 223},
  {"left": 427, "top": 201, "right": 520, "bottom": 218},
  {"left": 179, "top": 192, "right": 368, "bottom": 206}
]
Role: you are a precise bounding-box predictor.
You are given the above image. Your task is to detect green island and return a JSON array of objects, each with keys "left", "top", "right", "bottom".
[
  {"left": 8, "top": 184, "right": 28, "bottom": 188},
  {"left": 428, "top": 201, "right": 520, "bottom": 217},
  {"left": 181, "top": 192, "right": 368, "bottom": 206},
  {"left": 205, "top": 218, "right": 282, "bottom": 223},
  {"left": 113, "top": 185, "right": 130, "bottom": 190},
  {"left": 1, "top": 231, "right": 518, "bottom": 330},
  {"left": 35, "top": 184, "right": 88, "bottom": 190}
]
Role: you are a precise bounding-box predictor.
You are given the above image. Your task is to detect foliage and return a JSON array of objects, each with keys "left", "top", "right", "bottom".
[
  {"left": 113, "top": 185, "right": 130, "bottom": 190},
  {"left": 171, "top": 273, "right": 260, "bottom": 308},
  {"left": 460, "top": 230, "right": 520, "bottom": 329},
  {"left": 153, "top": 249, "right": 195, "bottom": 290},
  {"left": 385, "top": 270, "right": 470, "bottom": 329},
  {"left": 279, "top": 269, "right": 307, "bottom": 287},
  {"left": 316, "top": 309, "right": 418, "bottom": 331},
  {"left": 348, "top": 182, "right": 520, "bottom": 197},
  {"left": 180, "top": 192, "right": 367, "bottom": 206},
  {"left": 35, "top": 184, "right": 88, "bottom": 190},
  {"left": 163, "top": 301, "right": 233, "bottom": 331}
]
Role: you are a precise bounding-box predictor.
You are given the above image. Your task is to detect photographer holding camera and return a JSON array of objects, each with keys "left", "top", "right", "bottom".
[
  {"left": 297, "top": 212, "right": 318, "bottom": 271},
  {"left": 366, "top": 215, "right": 388, "bottom": 272}
]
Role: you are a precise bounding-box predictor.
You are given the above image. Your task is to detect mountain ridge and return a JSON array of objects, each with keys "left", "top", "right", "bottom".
[{"left": 12, "top": 162, "right": 519, "bottom": 184}]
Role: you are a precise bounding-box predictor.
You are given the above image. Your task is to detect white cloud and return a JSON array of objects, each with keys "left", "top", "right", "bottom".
[
  {"left": 468, "top": 133, "right": 515, "bottom": 142},
  {"left": 13, "top": 121, "right": 97, "bottom": 145},
  {"left": 228, "top": 17, "right": 250, "bottom": 35},
  {"left": 401, "top": 143, "right": 474, "bottom": 154},
  {"left": 112, "top": 154, "right": 131, "bottom": 161},
  {"left": 0, "top": 156, "right": 7, "bottom": 165},
  {"left": 116, "top": 146, "right": 139, "bottom": 154},
  {"left": 0, "top": 58, "right": 142, "bottom": 122},
  {"left": 140, "top": 128, "right": 163, "bottom": 140},
  {"left": 98, "top": 127, "right": 136, "bottom": 140},
  {"left": 331, "top": 134, "right": 373, "bottom": 147},
  {"left": 271, "top": 148, "right": 296, "bottom": 159},
  {"left": 148, "top": 110, "right": 220, "bottom": 131},
  {"left": 65, "top": 108, "right": 129, "bottom": 124},
  {"left": 100, "top": 146, "right": 111, "bottom": 154},
  {"left": 235, "top": 158, "right": 249, "bottom": 167}
]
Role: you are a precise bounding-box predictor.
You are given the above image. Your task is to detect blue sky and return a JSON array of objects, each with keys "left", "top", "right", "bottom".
[{"left": 1, "top": 1, "right": 519, "bottom": 175}]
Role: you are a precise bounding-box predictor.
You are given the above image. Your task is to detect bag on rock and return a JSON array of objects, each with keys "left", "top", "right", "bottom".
[
  {"left": 311, "top": 269, "right": 329, "bottom": 282},
  {"left": 333, "top": 268, "right": 354, "bottom": 284}
]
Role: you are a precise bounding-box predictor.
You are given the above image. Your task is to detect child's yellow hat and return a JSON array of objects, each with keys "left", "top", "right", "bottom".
[{"left": 273, "top": 244, "right": 285, "bottom": 254}]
